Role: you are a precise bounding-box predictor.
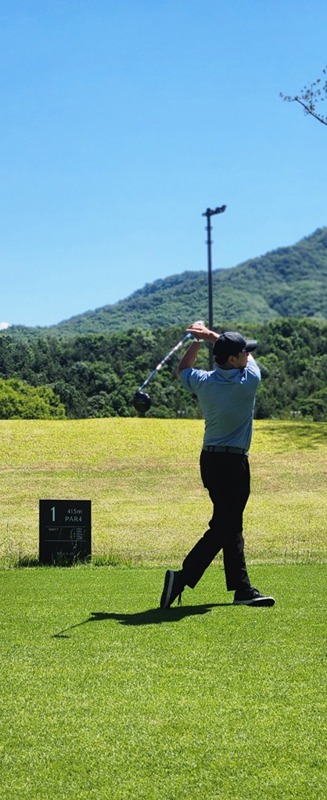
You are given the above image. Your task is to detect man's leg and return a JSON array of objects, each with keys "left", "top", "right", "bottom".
[
  {"left": 182, "top": 452, "right": 251, "bottom": 591},
  {"left": 160, "top": 451, "right": 275, "bottom": 608},
  {"left": 220, "top": 455, "right": 251, "bottom": 591}
]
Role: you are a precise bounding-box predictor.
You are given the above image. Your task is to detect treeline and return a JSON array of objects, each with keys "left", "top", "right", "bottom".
[
  {"left": 0, "top": 378, "right": 65, "bottom": 419},
  {"left": 0, "top": 318, "right": 326, "bottom": 420}
]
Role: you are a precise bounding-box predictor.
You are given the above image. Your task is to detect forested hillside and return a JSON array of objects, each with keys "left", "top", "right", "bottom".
[
  {"left": 5, "top": 227, "right": 327, "bottom": 337},
  {"left": 0, "top": 318, "right": 326, "bottom": 420}
]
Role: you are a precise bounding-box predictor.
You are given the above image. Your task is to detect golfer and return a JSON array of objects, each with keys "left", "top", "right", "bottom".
[{"left": 160, "top": 321, "right": 275, "bottom": 608}]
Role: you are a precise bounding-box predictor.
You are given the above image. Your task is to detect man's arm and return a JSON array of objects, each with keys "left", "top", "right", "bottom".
[{"left": 176, "top": 323, "right": 219, "bottom": 378}]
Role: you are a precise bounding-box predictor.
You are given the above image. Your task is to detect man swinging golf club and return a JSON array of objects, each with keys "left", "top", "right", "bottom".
[{"left": 160, "top": 321, "right": 275, "bottom": 609}]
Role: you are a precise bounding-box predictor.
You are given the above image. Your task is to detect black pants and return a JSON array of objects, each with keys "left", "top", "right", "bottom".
[{"left": 182, "top": 451, "right": 252, "bottom": 592}]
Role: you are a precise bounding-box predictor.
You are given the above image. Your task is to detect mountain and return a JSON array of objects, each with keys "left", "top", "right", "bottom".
[{"left": 5, "top": 227, "right": 327, "bottom": 337}]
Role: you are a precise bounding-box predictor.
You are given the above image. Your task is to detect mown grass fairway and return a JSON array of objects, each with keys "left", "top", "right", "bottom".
[
  {"left": 0, "top": 419, "right": 326, "bottom": 799},
  {"left": 0, "top": 418, "right": 326, "bottom": 565},
  {"left": 1, "top": 564, "right": 326, "bottom": 800}
]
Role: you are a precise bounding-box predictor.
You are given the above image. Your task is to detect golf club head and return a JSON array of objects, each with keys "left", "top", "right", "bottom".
[{"left": 132, "top": 390, "right": 152, "bottom": 413}]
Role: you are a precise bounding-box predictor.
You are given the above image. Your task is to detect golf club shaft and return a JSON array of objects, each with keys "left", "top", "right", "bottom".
[{"left": 138, "top": 333, "right": 194, "bottom": 392}]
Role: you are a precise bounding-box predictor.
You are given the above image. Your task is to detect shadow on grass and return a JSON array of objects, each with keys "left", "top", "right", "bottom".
[{"left": 53, "top": 604, "right": 232, "bottom": 638}]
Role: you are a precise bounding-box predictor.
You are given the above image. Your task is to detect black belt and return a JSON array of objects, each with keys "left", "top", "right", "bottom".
[{"left": 202, "top": 445, "right": 248, "bottom": 455}]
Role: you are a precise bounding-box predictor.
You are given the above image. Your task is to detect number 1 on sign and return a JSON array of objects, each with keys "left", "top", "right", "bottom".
[{"left": 51, "top": 506, "right": 56, "bottom": 522}]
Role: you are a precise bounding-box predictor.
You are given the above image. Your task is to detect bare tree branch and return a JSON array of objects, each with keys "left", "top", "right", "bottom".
[
  {"left": 281, "top": 66, "right": 327, "bottom": 126},
  {"left": 293, "top": 96, "right": 327, "bottom": 126}
]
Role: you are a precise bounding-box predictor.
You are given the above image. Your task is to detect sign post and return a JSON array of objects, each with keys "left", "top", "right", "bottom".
[{"left": 39, "top": 500, "right": 91, "bottom": 565}]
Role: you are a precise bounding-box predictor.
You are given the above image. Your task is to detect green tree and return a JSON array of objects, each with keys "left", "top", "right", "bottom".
[
  {"left": 298, "top": 388, "right": 327, "bottom": 422},
  {"left": 0, "top": 379, "right": 66, "bottom": 419}
]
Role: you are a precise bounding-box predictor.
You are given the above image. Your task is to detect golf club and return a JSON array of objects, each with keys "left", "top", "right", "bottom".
[{"left": 132, "top": 331, "right": 196, "bottom": 413}]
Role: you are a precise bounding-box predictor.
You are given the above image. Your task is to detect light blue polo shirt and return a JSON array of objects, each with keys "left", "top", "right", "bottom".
[{"left": 180, "top": 359, "right": 261, "bottom": 450}]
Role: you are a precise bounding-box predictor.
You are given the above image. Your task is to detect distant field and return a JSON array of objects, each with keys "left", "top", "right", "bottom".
[{"left": 0, "top": 418, "right": 326, "bottom": 566}]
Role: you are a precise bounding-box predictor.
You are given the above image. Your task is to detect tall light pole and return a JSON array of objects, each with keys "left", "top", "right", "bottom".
[{"left": 202, "top": 205, "right": 226, "bottom": 368}]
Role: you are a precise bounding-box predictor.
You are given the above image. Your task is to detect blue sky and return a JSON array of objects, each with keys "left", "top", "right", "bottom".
[{"left": 1, "top": 0, "right": 326, "bottom": 328}]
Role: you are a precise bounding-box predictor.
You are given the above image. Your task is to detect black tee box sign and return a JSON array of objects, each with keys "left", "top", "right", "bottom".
[{"left": 39, "top": 500, "right": 91, "bottom": 565}]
